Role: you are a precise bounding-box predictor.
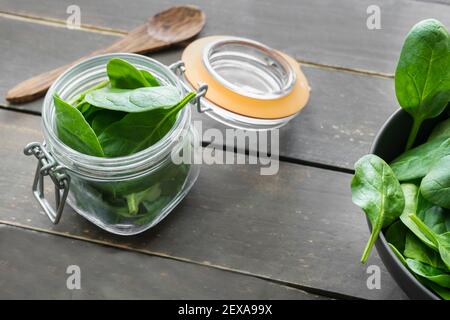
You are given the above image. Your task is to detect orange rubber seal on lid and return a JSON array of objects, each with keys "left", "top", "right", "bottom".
[{"left": 182, "top": 36, "right": 310, "bottom": 119}]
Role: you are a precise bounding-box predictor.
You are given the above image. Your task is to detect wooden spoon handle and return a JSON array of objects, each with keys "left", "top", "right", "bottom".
[
  {"left": 6, "top": 51, "right": 104, "bottom": 104},
  {"left": 7, "top": 5, "right": 205, "bottom": 104},
  {"left": 6, "top": 25, "right": 167, "bottom": 104}
]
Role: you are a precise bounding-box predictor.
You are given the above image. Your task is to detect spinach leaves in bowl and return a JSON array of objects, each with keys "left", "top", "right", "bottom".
[{"left": 351, "top": 19, "right": 450, "bottom": 300}]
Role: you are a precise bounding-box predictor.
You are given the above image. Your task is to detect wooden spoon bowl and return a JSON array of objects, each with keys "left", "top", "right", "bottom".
[{"left": 6, "top": 5, "right": 206, "bottom": 104}]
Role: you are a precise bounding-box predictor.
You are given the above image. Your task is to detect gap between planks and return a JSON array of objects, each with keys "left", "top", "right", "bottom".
[
  {"left": 0, "top": 10, "right": 127, "bottom": 36},
  {"left": 0, "top": 10, "right": 394, "bottom": 79},
  {"left": 0, "top": 220, "right": 359, "bottom": 300}
]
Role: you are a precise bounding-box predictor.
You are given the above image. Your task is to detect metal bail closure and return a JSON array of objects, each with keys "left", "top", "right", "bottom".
[
  {"left": 24, "top": 142, "right": 70, "bottom": 224},
  {"left": 170, "top": 61, "right": 209, "bottom": 113}
]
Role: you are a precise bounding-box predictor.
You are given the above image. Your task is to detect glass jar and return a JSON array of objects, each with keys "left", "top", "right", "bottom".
[
  {"left": 25, "top": 36, "right": 310, "bottom": 236},
  {"left": 29, "top": 53, "right": 202, "bottom": 235}
]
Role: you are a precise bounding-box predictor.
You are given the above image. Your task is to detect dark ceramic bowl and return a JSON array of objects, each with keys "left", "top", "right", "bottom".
[{"left": 369, "top": 107, "right": 449, "bottom": 300}]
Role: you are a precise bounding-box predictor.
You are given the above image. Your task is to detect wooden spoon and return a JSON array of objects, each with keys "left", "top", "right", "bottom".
[{"left": 6, "top": 5, "right": 206, "bottom": 104}]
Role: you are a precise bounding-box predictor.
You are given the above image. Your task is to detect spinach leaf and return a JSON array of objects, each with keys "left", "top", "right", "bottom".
[
  {"left": 53, "top": 94, "right": 104, "bottom": 157},
  {"left": 351, "top": 154, "right": 405, "bottom": 263},
  {"left": 139, "top": 69, "right": 160, "bottom": 87},
  {"left": 85, "top": 86, "right": 181, "bottom": 113},
  {"left": 395, "top": 19, "right": 450, "bottom": 150},
  {"left": 410, "top": 214, "right": 450, "bottom": 270},
  {"left": 385, "top": 220, "right": 408, "bottom": 253},
  {"left": 76, "top": 100, "right": 91, "bottom": 113},
  {"left": 125, "top": 183, "right": 161, "bottom": 215},
  {"left": 135, "top": 196, "right": 170, "bottom": 225},
  {"left": 76, "top": 102, "right": 102, "bottom": 126},
  {"left": 69, "top": 80, "right": 109, "bottom": 106},
  {"left": 98, "top": 92, "right": 196, "bottom": 157},
  {"left": 406, "top": 259, "right": 450, "bottom": 288},
  {"left": 91, "top": 110, "right": 127, "bottom": 136},
  {"left": 398, "top": 183, "right": 437, "bottom": 249},
  {"left": 390, "top": 137, "right": 450, "bottom": 181},
  {"left": 107, "top": 58, "right": 153, "bottom": 89},
  {"left": 421, "top": 155, "right": 450, "bottom": 209},
  {"left": 389, "top": 243, "right": 450, "bottom": 299},
  {"left": 399, "top": 183, "right": 420, "bottom": 228},
  {"left": 402, "top": 188, "right": 450, "bottom": 251},
  {"left": 428, "top": 117, "right": 450, "bottom": 142},
  {"left": 388, "top": 243, "right": 408, "bottom": 266},
  {"left": 404, "top": 232, "right": 446, "bottom": 269},
  {"left": 421, "top": 278, "right": 450, "bottom": 300}
]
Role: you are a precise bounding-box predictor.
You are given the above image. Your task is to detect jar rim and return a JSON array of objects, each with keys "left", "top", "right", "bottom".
[
  {"left": 202, "top": 37, "right": 296, "bottom": 100},
  {"left": 42, "top": 53, "right": 191, "bottom": 179}
]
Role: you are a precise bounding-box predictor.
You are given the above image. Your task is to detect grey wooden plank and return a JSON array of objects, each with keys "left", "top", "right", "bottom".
[
  {"left": 0, "top": 109, "right": 407, "bottom": 299},
  {"left": 0, "top": 18, "right": 398, "bottom": 170},
  {"left": 0, "top": 225, "right": 325, "bottom": 299},
  {"left": 1, "top": 0, "right": 450, "bottom": 74}
]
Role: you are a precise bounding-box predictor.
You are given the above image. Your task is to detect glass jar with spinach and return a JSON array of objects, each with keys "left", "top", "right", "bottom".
[
  {"left": 33, "top": 53, "right": 203, "bottom": 235},
  {"left": 25, "top": 38, "right": 309, "bottom": 235}
]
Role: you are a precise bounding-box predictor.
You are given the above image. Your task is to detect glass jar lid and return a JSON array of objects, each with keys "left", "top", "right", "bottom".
[
  {"left": 178, "top": 36, "right": 310, "bottom": 130},
  {"left": 203, "top": 38, "right": 296, "bottom": 100}
]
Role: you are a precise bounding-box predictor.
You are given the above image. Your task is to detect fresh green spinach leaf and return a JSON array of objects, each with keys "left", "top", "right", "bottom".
[
  {"left": 399, "top": 183, "right": 420, "bottom": 226},
  {"left": 395, "top": 19, "right": 450, "bottom": 150},
  {"left": 390, "top": 138, "right": 450, "bottom": 181},
  {"left": 400, "top": 184, "right": 436, "bottom": 249},
  {"left": 69, "top": 80, "right": 109, "bottom": 106},
  {"left": 428, "top": 117, "right": 450, "bottom": 142},
  {"left": 421, "top": 155, "right": 450, "bottom": 209},
  {"left": 405, "top": 232, "right": 446, "bottom": 269},
  {"left": 53, "top": 94, "right": 104, "bottom": 157},
  {"left": 385, "top": 220, "right": 408, "bottom": 253},
  {"left": 388, "top": 243, "right": 408, "bottom": 266},
  {"left": 98, "top": 92, "right": 195, "bottom": 157},
  {"left": 406, "top": 259, "right": 450, "bottom": 288},
  {"left": 107, "top": 58, "right": 153, "bottom": 89},
  {"left": 91, "top": 110, "right": 127, "bottom": 136},
  {"left": 389, "top": 243, "right": 450, "bottom": 299},
  {"left": 402, "top": 188, "right": 450, "bottom": 251},
  {"left": 420, "top": 278, "right": 450, "bottom": 300},
  {"left": 75, "top": 100, "right": 91, "bottom": 113},
  {"left": 351, "top": 154, "right": 405, "bottom": 263},
  {"left": 125, "top": 183, "right": 161, "bottom": 215},
  {"left": 85, "top": 86, "right": 181, "bottom": 113},
  {"left": 139, "top": 69, "right": 160, "bottom": 87},
  {"left": 410, "top": 214, "right": 450, "bottom": 270},
  {"left": 77, "top": 102, "right": 102, "bottom": 125}
]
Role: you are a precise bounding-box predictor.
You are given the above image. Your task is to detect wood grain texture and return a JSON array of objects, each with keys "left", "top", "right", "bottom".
[
  {"left": 0, "top": 18, "right": 398, "bottom": 170},
  {"left": 5, "top": 5, "right": 205, "bottom": 103},
  {"left": 0, "top": 109, "right": 407, "bottom": 299},
  {"left": 1, "top": 0, "right": 449, "bottom": 74},
  {"left": 0, "top": 18, "right": 117, "bottom": 111},
  {"left": 0, "top": 225, "right": 325, "bottom": 299}
]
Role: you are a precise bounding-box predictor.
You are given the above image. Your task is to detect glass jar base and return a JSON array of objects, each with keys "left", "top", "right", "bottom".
[{"left": 66, "top": 164, "right": 200, "bottom": 236}]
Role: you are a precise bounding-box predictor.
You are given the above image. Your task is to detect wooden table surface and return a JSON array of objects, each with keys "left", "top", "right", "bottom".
[{"left": 1, "top": 0, "right": 449, "bottom": 300}]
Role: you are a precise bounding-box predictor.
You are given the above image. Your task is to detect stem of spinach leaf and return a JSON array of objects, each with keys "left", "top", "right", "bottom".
[
  {"left": 69, "top": 80, "right": 110, "bottom": 106},
  {"left": 405, "top": 117, "right": 422, "bottom": 151},
  {"left": 361, "top": 212, "right": 383, "bottom": 263},
  {"left": 126, "top": 193, "right": 138, "bottom": 215},
  {"left": 409, "top": 214, "right": 439, "bottom": 248}
]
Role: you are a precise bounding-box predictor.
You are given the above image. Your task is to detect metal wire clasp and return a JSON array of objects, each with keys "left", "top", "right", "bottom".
[
  {"left": 193, "top": 83, "right": 208, "bottom": 113},
  {"left": 170, "top": 60, "right": 209, "bottom": 113},
  {"left": 24, "top": 142, "right": 70, "bottom": 224}
]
